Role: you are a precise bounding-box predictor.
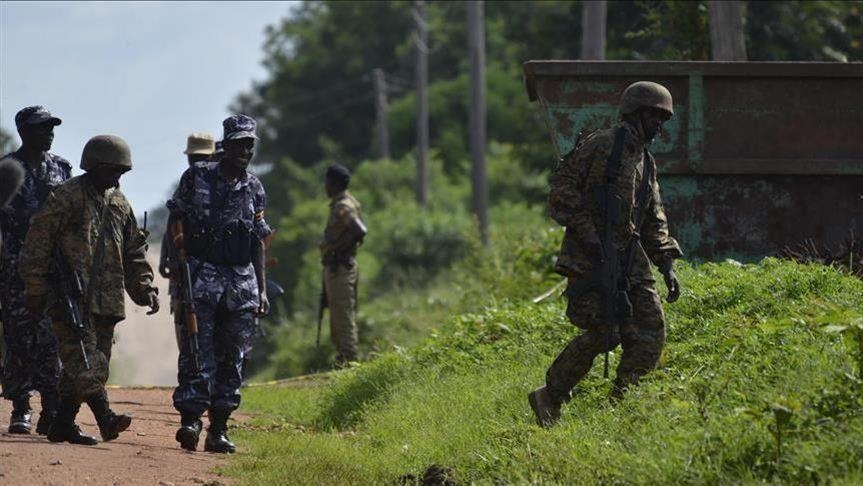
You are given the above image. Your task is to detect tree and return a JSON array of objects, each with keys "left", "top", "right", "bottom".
[
  {"left": 0, "top": 127, "right": 17, "bottom": 155},
  {"left": 708, "top": 1, "right": 747, "bottom": 60}
]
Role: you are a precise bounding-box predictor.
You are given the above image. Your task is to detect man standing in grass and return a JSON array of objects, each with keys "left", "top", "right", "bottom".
[
  {"left": 319, "top": 164, "right": 366, "bottom": 367},
  {"left": 530, "top": 81, "right": 683, "bottom": 427}
]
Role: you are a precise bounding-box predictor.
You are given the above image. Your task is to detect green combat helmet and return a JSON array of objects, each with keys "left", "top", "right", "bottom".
[
  {"left": 80, "top": 135, "right": 133, "bottom": 171},
  {"left": 619, "top": 81, "right": 674, "bottom": 117}
]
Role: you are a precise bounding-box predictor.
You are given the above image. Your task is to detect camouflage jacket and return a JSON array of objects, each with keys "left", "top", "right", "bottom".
[
  {"left": 548, "top": 120, "right": 682, "bottom": 283},
  {"left": 320, "top": 190, "right": 364, "bottom": 262},
  {"left": 19, "top": 175, "right": 156, "bottom": 319},
  {"left": 0, "top": 150, "right": 71, "bottom": 281}
]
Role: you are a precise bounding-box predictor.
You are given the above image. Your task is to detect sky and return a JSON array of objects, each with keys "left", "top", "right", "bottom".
[{"left": 1, "top": 1, "right": 296, "bottom": 213}]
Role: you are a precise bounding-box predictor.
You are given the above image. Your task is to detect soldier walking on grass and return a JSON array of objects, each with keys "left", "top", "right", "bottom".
[
  {"left": 0, "top": 106, "right": 71, "bottom": 435},
  {"left": 529, "top": 81, "right": 683, "bottom": 427},
  {"left": 20, "top": 134, "right": 159, "bottom": 444},
  {"left": 319, "top": 164, "right": 366, "bottom": 367},
  {"left": 169, "top": 115, "right": 272, "bottom": 453}
]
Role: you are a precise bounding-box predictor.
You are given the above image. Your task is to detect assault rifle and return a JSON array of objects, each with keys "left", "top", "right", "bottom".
[
  {"left": 316, "top": 277, "right": 327, "bottom": 349},
  {"left": 171, "top": 220, "right": 202, "bottom": 372},
  {"left": 598, "top": 127, "right": 632, "bottom": 378},
  {"left": 51, "top": 247, "right": 90, "bottom": 370}
]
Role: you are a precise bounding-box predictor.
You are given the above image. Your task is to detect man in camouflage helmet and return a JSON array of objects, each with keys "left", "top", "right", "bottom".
[
  {"left": 529, "top": 81, "right": 683, "bottom": 427},
  {"left": 319, "top": 164, "right": 366, "bottom": 366},
  {"left": 20, "top": 134, "right": 159, "bottom": 444},
  {"left": 0, "top": 106, "right": 71, "bottom": 435},
  {"left": 168, "top": 115, "right": 272, "bottom": 453},
  {"left": 159, "top": 133, "right": 217, "bottom": 348}
]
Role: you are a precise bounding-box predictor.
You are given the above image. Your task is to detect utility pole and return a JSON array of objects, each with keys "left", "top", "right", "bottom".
[
  {"left": 708, "top": 1, "right": 747, "bottom": 61},
  {"left": 580, "top": 1, "right": 607, "bottom": 60},
  {"left": 372, "top": 68, "right": 391, "bottom": 159},
  {"left": 467, "top": 0, "right": 488, "bottom": 245},
  {"left": 413, "top": 1, "right": 429, "bottom": 207}
]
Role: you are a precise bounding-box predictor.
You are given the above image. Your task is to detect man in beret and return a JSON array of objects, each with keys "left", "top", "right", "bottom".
[
  {"left": 319, "top": 164, "right": 366, "bottom": 367},
  {"left": 0, "top": 106, "right": 71, "bottom": 435}
]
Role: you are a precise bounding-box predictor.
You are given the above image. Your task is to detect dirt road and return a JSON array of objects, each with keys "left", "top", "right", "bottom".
[
  {"left": 0, "top": 248, "right": 235, "bottom": 484},
  {"left": 0, "top": 387, "right": 235, "bottom": 485}
]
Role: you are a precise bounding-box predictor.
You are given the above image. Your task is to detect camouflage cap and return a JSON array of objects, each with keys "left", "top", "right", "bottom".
[
  {"left": 15, "top": 105, "right": 62, "bottom": 128},
  {"left": 183, "top": 132, "right": 216, "bottom": 155},
  {"left": 223, "top": 114, "right": 259, "bottom": 141},
  {"left": 619, "top": 81, "right": 674, "bottom": 117},
  {"left": 80, "top": 135, "right": 133, "bottom": 171}
]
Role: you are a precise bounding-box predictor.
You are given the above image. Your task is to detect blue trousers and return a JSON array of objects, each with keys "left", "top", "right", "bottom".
[{"left": 172, "top": 301, "right": 254, "bottom": 417}]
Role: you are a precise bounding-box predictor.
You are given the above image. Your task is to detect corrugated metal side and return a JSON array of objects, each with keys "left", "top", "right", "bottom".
[{"left": 524, "top": 61, "right": 863, "bottom": 258}]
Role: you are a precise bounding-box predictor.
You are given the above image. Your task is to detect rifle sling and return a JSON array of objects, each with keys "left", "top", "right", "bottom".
[{"left": 568, "top": 134, "right": 655, "bottom": 302}]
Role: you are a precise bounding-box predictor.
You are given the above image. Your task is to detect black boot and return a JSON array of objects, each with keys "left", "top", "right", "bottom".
[
  {"left": 85, "top": 391, "right": 132, "bottom": 442},
  {"left": 175, "top": 413, "right": 203, "bottom": 451},
  {"left": 36, "top": 391, "right": 60, "bottom": 435},
  {"left": 47, "top": 399, "right": 98, "bottom": 445},
  {"left": 8, "top": 397, "right": 32, "bottom": 434},
  {"left": 204, "top": 408, "right": 236, "bottom": 453}
]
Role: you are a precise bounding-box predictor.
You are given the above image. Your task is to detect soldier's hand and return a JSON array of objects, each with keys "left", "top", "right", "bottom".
[
  {"left": 159, "top": 263, "right": 171, "bottom": 279},
  {"left": 25, "top": 294, "right": 46, "bottom": 317},
  {"left": 663, "top": 269, "right": 680, "bottom": 303},
  {"left": 146, "top": 290, "right": 160, "bottom": 315},
  {"left": 257, "top": 293, "right": 271, "bottom": 317}
]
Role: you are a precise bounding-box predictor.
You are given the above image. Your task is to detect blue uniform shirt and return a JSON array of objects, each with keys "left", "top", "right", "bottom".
[
  {"left": 167, "top": 162, "right": 272, "bottom": 311},
  {"left": 0, "top": 151, "right": 72, "bottom": 277}
]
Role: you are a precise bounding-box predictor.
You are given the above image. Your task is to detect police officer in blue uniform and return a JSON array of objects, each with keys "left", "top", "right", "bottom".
[
  {"left": 0, "top": 106, "right": 71, "bottom": 435},
  {"left": 167, "top": 115, "right": 272, "bottom": 453}
]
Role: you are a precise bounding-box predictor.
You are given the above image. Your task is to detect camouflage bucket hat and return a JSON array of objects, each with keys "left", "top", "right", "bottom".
[
  {"left": 81, "top": 135, "right": 133, "bottom": 171},
  {"left": 619, "top": 81, "right": 674, "bottom": 116},
  {"left": 184, "top": 132, "right": 216, "bottom": 155}
]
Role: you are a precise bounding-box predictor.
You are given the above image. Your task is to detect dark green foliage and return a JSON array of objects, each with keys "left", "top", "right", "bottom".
[{"left": 747, "top": 0, "right": 863, "bottom": 61}]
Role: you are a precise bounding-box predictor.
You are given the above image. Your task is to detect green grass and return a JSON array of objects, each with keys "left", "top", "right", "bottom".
[{"left": 225, "top": 259, "right": 863, "bottom": 484}]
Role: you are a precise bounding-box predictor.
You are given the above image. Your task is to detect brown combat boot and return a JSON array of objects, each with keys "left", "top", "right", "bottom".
[{"left": 528, "top": 386, "right": 562, "bottom": 428}]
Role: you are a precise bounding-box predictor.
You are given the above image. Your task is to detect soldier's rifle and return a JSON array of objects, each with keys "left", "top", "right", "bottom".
[
  {"left": 171, "top": 219, "right": 202, "bottom": 372},
  {"left": 51, "top": 247, "right": 91, "bottom": 370},
  {"left": 317, "top": 276, "right": 327, "bottom": 349},
  {"left": 598, "top": 127, "right": 631, "bottom": 378}
]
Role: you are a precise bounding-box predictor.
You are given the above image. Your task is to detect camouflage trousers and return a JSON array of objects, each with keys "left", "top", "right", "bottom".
[
  {"left": 51, "top": 314, "right": 117, "bottom": 404},
  {"left": 324, "top": 262, "right": 359, "bottom": 362},
  {"left": 172, "top": 301, "right": 254, "bottom": 417},
  {"left": 1, "top": 285, "right": 61, "bottom": 403},
  {"left": 546, "top": 282, "right": 666, "bottom": 402}
]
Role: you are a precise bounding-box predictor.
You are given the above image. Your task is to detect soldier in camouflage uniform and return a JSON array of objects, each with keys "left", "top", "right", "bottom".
[
  {"left": 20, "top": 134, "right": 160, "bottom": 444},
  {"left": 319, "top": 164, "right": 366, "bottom": 366},
  {"left": 169, "top": 115, "right": 271, "bottom": 453},
  {"left": 159, "top": 133, "right": 217, "bottom": 348},
  {"left": 0, "top": 106, "right": 71, "bottom": 435},
  {"left": 529, "top": 81, "right": 683, "bottom": 427}
]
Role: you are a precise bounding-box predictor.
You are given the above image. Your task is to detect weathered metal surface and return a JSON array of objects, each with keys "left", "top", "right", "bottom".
[{"left": 524, "top": 61, "right": 863, "bottom": 258}]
